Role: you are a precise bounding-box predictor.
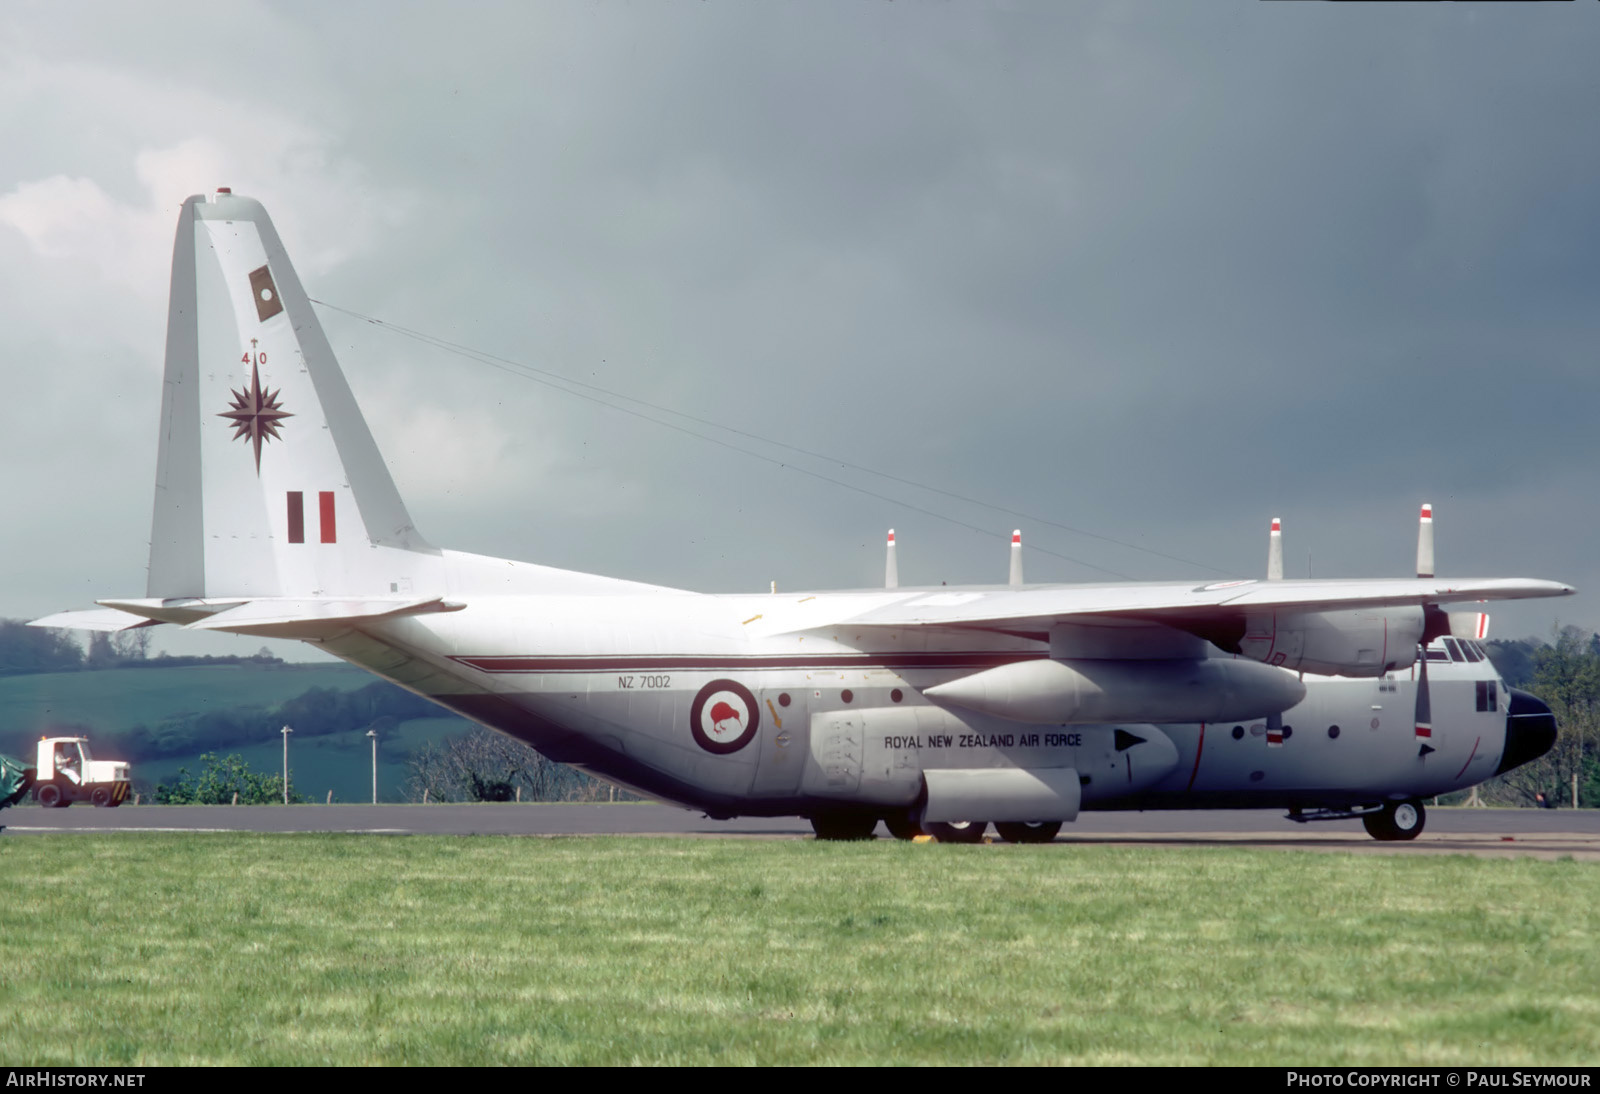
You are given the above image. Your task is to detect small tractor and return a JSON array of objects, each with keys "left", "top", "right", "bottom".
[{"left": 27, "top": 736, "right": 132, "bottom": 808}]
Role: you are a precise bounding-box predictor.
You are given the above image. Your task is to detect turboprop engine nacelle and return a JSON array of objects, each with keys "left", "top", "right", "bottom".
[
  {"left": 1235, "top": 607, "right": 1426, "bottom": 677},
  {"left": 923, "top": 657, "right": 1306, "bottom": 725}
]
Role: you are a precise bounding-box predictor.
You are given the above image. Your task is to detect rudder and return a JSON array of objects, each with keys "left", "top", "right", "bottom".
[{"left": 148, "top": 190, "right": 435, "bottom": 600}]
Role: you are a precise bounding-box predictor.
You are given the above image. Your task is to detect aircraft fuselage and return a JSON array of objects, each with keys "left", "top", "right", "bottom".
[{"left": 318, "top": 580, "right": 1535, "bottom": 825}]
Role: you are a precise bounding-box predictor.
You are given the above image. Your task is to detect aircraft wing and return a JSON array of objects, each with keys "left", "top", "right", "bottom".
[{"left": 823, "top": 577, "right": 1574, "bottom": 634}]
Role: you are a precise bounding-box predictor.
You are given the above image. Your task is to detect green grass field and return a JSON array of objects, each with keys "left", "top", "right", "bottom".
[
  {"left": 0, "top": 836, "right": 1595, "bottom": 1065},
  {"left": 0, "top": 666, "right": 467, "bottom": 801},
  {"left": 135, "top": 717, "right": 464, "bottom": 803}
]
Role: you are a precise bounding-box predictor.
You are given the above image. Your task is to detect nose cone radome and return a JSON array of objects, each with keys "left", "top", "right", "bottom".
[{"left": 1495, "top": 689, "right": 1558, "bottom": 776}]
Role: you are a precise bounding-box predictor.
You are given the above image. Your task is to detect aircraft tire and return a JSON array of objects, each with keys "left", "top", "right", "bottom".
[
  {"left": 36, "top": 784, "right": 63, "bottom": 809},
  {"left": 883, "top": 812, "right": 925, "bottom": 841},
  {"left": 994, "top": 821, "right": 1062, "bottom": 844},
  {"left": 1387, "top": 799, "right": 1425, "bottom": 840},
  {"left": 810, "top": 814, "right": 878, "bottom": 841},
  {"left": 1361, "top": 811, "right": 1392, "bottom": 840},
  {"left": 924, "top": 820, "right": 987, "bottom": 844},
  {"left": 1362, "top": 800, "right": 1426, "bottom": 842},
  {"left": 91, "top": 787, "right": 112, "bottom": 808}
]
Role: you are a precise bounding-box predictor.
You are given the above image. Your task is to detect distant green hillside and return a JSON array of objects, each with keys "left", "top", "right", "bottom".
[
  {"left": 0, "top": 663, "right": 474, "bottom": 802},
  {"left": 0, "top": 663, "right": 371, "bottom": 740}
]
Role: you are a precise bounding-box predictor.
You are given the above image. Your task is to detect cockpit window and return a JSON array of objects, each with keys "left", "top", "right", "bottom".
[
  {"left": 1460, "top": 642, "right": 1482, "bottom": 663},
  {"left": 1443, "top": 638, "right": 1464, "bottom": 662},
  {"left": 1425, "top": 647, "right": 1451, "bottom": 662}
]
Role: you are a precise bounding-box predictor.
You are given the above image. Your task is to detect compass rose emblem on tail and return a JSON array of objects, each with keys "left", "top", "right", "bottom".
[{"left": 218, "top": 359, "right": 292, "bottom": 473}]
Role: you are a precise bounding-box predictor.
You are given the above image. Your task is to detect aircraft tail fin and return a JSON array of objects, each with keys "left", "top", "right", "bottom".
[{"left": 148, "top": 190, "right": 437, "bottom": 601}]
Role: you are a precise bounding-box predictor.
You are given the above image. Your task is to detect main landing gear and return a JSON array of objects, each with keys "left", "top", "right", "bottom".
[
  {"left": 808, "top": 814, "right": 878, "bottom": 841},
  {"left": 810, "top": 812, "right": 1063, "bottom": 844}
]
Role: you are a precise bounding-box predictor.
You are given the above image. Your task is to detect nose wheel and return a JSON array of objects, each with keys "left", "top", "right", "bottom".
[{"left": 1362, "top": 799, "right": 1426, "bottom": 841}]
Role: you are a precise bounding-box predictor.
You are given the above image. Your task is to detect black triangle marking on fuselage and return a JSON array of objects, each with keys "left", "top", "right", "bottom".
[{"left": 1115, "top": 728, "right": 1146, "bottom": 753}]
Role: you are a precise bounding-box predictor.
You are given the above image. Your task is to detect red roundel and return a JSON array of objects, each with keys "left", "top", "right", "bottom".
[{"left": 690, "top": 680, "right": 760, "bottom": 755}]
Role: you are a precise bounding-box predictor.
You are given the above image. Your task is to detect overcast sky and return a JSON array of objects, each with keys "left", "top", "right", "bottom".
[{"left": 2, "top": 2, "right": 1597, "bottom": 659}]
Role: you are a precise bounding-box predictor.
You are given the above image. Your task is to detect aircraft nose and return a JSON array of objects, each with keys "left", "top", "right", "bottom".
[{"left": 1494, "top": 689, "right": 1558, "bottom": 776}]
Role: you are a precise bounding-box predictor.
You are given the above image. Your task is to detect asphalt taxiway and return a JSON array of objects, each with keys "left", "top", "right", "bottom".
[{"left": 4, "top": 802, "right": 1597, "bottom": 859}]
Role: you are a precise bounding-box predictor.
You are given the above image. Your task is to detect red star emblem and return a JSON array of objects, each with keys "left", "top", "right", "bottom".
[{"left": 218, "top": 364, "right": 292, "bottom": 473}]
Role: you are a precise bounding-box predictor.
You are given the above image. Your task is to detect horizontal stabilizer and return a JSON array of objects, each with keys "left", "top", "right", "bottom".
[
  {"left": 28, "top": 608, "right": 164, "bottom": 633},
  {"left": 183, "top": 596, "right": 465, "bottom": 636}
]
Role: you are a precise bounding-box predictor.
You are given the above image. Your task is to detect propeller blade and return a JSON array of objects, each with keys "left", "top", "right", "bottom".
[
  {"left": 1266, "top": 710, "right": 1284, "bottom": 748},
  {"left": 1416, "top": 503, "right": 1434, "bottom": 579},
  {"left": 1415, "top": 644, "right": 1433, "bottom": 748}
]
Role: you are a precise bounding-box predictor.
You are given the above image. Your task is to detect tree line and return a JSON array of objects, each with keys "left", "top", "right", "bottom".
[
  {"left": 0, "top": 618, "right": 283, "bottom": 676},
  {"left": 1484, "top": 628, "right": 1600, "bottom": 807}
]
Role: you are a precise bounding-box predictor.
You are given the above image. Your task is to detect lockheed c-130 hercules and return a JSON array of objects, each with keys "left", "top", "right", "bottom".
[{"left": 34, "top": 190, "right": 1569, "bottom": 842}]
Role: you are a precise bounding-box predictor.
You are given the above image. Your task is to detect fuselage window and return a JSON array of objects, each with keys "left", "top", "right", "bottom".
[{"left": 1475, "top": 680, "right": 1499, "bottom": 712}]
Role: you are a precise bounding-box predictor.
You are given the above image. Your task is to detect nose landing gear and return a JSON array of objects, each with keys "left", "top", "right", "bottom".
[{"left": 1362, "top": 798, "right": 1426, "bottom": 841}]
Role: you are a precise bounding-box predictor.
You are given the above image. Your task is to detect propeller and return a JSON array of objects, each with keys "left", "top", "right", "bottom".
[
  {"left": 1267, "top": 517, "right": 1283, "bottom": 581},
  {"left": 1009, "top": 529, "right": 1023, "bottom": 587},
  {"left": 885, "top": 529, "right": 898, "bottom": 590},
  {"left": 1414, "top": 503, "right": 1442, "bottom": 756},
  {"left": 1414, "top": 645, "right": 1435, "bottom": 756}
]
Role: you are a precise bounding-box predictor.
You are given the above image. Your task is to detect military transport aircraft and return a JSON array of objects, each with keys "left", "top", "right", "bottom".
[{"left": 34, "top": 191, "right": 1569, "bottom": 842}]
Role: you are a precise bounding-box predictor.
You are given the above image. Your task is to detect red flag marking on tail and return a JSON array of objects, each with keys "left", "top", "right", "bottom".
[{"left": 287, "top": 492, "right": 304, "bottom": 544}]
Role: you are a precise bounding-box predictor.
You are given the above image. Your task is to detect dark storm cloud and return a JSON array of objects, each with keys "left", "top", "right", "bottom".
[{"left": 2, "top": 2, "right": 1597, "bottom": 650}]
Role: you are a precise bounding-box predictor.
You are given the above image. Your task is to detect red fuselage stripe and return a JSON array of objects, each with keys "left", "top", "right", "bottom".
[{"left": 450, "top": 651, "right": 1050, "bottom": 674}]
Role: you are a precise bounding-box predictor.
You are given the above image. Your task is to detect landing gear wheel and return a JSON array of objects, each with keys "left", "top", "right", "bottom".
[
  {"left": 810, "top": 814, "right": 878, "bottom": 841},
  {"left": 883, "top": 812, "right": 925, "bottom": 841},
  {"left": 91, "top": 787, "right": 112, "bottom": 808},
  {"left": 36, "top": 784, "right": 64, "bottom": 809},
  {"left": 994, "top": 821, "right": 1062, "bottom": 844},
  {"left": 924, "top": 820, "right": 987, "bottom": 844},
  {"left": 1363, "top": 799, "right": 1426, "bottom": 842}
]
